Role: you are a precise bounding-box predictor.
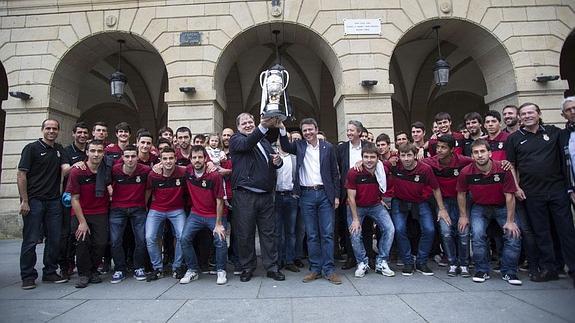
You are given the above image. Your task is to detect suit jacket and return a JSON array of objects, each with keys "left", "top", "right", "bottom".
[
  {"left": 560, "top": 125, "right": 575, "bottom": 192},
  {"left": 336, "top": 140, "right": 368, "bottom": 200},
  {"left": 279, "top": 135, "right": 340, "bottom": 207}
]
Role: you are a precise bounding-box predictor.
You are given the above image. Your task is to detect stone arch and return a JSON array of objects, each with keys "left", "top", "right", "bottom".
[
  {"left": 389, "top": 18, "right": 516, "bottom": 133},
  {"left": 560, "top": 28, "right": 575, "bottom": 97},
  {"left": 0, "top": 61, "right": 7, "bottom": 181},
  {"left": 49, "top": 31, "right": 168, "bottom": 141}
]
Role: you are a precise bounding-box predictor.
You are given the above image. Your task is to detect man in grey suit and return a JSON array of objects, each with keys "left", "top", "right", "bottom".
[{"left": 278, "top": 118, "right": 342, "bottom": 284}]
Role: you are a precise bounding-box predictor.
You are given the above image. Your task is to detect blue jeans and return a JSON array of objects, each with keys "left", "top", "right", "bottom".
[
  {"left": 439, "top": 198, "right": 470, "bottom": 266},
  {"left": 109, "top": 207, "right": 147, "bottom": 272},
  {"left": 391, "top": 199, "right": 435, "bottom": 265},
  {"left": 299, "top": 189, "right": 335, "bottom": 276},
  {"left": 347, "top": 204, "right": 394, "bottom": 265},
  {"left": 275, "top": 192, "right": 298, "bottom": 265},
  {"left": 470, "top": 204, "right": 521, "bottom": 275},
  {"left": 20, "top": 198, "right": 62, "bottom": 281},
  {"left": 181, "top": 213, "right": 227, "bottom": 271},
  {"left": 145, "top": 209, "right": 185, "bottom": 271}
]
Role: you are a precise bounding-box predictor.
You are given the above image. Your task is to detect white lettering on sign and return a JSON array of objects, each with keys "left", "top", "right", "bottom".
[{"left": 344, "top": 19, "right": 381, "bottom": 35}]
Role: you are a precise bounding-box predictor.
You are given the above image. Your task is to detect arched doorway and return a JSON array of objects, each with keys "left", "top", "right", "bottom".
[
  {"left": 214, "top": 23, "right": 341, "bottom": 143},
  {"left": 390, "top": 19, "right": 516, "bottom": 133},
  {"left": 560, "top": 29, "right": 575, "bottom": 97},
  {"left": 0, "top": 61, "right": 7, "bottom": 180},
  {"left": 50, "top": 32, "right": 168, "bottom": 143}
]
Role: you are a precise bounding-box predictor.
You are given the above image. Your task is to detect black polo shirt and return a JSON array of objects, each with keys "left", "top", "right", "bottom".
[
  {"left": 63, "top": 143, "right": 87, "bottom": 186},
  {"left": 505, "top": 125, "right": 565, "bottom": 195},
  {"left": 18, "top": 139, "right": 68, "bottom": 200}
]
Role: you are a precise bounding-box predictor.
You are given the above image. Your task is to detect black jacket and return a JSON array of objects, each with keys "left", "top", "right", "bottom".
[
  {"left": 336, "top": 140, "right": 368, "bottom": 200},
  {"left": 229, "top": 127, "right": 282, "bottom": 193}
]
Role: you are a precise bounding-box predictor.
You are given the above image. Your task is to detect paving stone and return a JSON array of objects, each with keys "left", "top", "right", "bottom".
[
  {"left": 63, "top": 275, "right": 178, "bottom": 300},
  {"left": 258, "top": 270, "right": 359, "bottom": 298},
  {"left": 504, "top": 289, "right": 575, "bottom": 322},
  {"left": 168, "top": 299, "right": 291, "bottom": 323},
  {"left": 0, "top": 299, "right": 84, "bottom": 323},
  {"left": 159, "top": 272, "right": 261, "bottom": 300},
  {"left": 347, "top": 270, "right": 460, "bottom": 295},
  {"left": 0, "top": 280, "right": 78, "bottom": 300}
]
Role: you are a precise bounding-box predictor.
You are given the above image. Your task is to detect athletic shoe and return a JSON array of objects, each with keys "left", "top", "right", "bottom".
[
  {"left": 354, "top": 262, "right": 369, "bottom": 278},
  {"left": 473, "top": 271, "right": 490, "bottom": 283},
  {"left": 460, "top": 266, "right": 471, "bottom": 278},
  {"left": 75, "top": 276, "right": 89, "bottom": 288},
  {"left": 21, "top": 279, "right": 36, "bottom": 290},
  {"left": 216, "top": 270, "right": 227, "bottom": 285},
  {"left": 502, "top": 274, "right": 522, "bottom": 286},
  {"left": 179, "top": 269, "right": 199, "bottom": 284},
  {"left": 42, "top": 273, "right": 68, "bottom": 284},
  {"left": 146, "top": 269, "right": 163, "bottom": 282},
  {"left": 518, "top": 261, "right": 529, "bottom": 272},
  {"left": 447, "top": 265, "right": 457, "bottom": 277},
  {"left": 375, "top": 260, "right": 395, "bottom": 277},
  {"left": 434, "top": 254, "right": 448, "bottom": 267},
  {"left": 233, "top": 267, "right": 243, "bottom": 275},
  {"left": 89, "top": 273, "right": 102, "bottom": 284},
  {"left": 111, "top": 271, "right": 125, "bottom": 284},
  {"left": 134, "top": 268, "right": 146, "bottom": 281},
  {"left": 416, "top": 264, "right": 434, "bottom": 276},
  {"left": 174, "top": 266, "right": 187, "bottom": 280},
  {"left": 402, "top": 264, "right": 415, "bottom": 276}
]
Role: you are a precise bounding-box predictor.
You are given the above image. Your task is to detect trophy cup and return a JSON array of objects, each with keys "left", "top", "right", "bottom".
[{"left": 259, "top": 64, "right": 291, "bottom": 121}]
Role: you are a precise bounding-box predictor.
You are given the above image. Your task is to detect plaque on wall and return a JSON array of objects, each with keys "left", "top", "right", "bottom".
[
  {"left": 180, "top": 32, "right": 201, "bottom": 46},
  {"left": 344, "top": 19, "right": 381, "bottom": 35}
]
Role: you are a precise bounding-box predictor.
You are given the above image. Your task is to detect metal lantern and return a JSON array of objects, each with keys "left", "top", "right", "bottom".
[
  {"left": 109, "top": 39, "right": 127, "bottom": 100},
  {"left": 432, "top": 26, "right": 450, "bottom": 87}
]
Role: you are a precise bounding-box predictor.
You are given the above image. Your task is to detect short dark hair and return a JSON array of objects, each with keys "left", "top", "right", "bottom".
[
  {"left": 300, "top": 118, "right": 318, "bottom": 129},
  {"left": 175, "top": 127, "right": 192, "bottom": 137},
  {"left": 72, "top": 121, "right": 88, "bottom": 133},
  {"left": 361, "top": 142, "right": 379, "bottom": 156},
  {"left": 518, "top": 102, "right": 540, "bottom": 114},
  {"left": 411, "top": 121, "right": 425, "bottom": 132},
  {"left": 395, "top": 131, "right": 410, "bottom": 142},
  {"left": 190, "top": 145, "right": 207, "bottom": 156},
  {"left": 464, "top": 112, "right": 483, "bottom": 124},
  {"left": 137, "top": 131, "right": 153, "bottom": 141},
  {"left": 157, "top": 137, "right": 172, "bottom": 147},
  {"left": 87, "top": 139, "right": 104, "bottom": 150},
  {"left": 92, "top": 121, "right": 108, "bottom": 131},
  {"left": 434, "top": 112, "right": 451, "bottom": 122},
  {"left": 158, "top": 126, "right": 173, "bottom": 136},
  {"left": 437, "top": 134, "right": 455, "bottom": 149},
  {"left": 471, "top": 139, "right": 491, "bottom": 151},
  {"left": 41, "top": 119, "right": 60, "bottom": 130},
  {"left": 123, "top": 144, "right": 138, "bottom": 153},
  {"left": 160, "top": 146, "right": 175, "bottom": 155},
  {"left": 484, "top": 110, "right": 501, "bottom": 122},
  {"left": 398, "top": 143, "right": 418, "bottom": 155},
  {"left": 376, "top": 133, "right": 390, "bottom": 145},
  {"left": 502, "top": 105, "right": 518, "bottom": 113},
  {"left": 115, "top": 122, "right": 131, "bottom": 134},
  {"left": 193, "top": 134, "right": 206, "bottom": 143},
  {"left": 456, "top": 123, "right": 467, "bottom": 131}
]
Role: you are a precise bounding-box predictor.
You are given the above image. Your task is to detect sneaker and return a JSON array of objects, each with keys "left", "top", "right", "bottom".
[
  {"left": 89, "top": 272, "right": 102, "bottom": 284},
  {"left": 375, "top": 260, "right": 395, "bottom": 277},
  {"left": 518, "top": 261, "right": 529, "bottom": 272},
  {"left": 179, "top": 269, "right": 199, "bottom": 284},
  {"left": 111, "top": 271, "right": 125, "bottom": 284},
  {"left": 447, "top": 265, "right": 457, "bottom": 277},
  {"left": 233, "top": 267, "right": 243, "bottom": 276},
  {"left": 502, "top": 274, "right": 522, "bottom": 286},
  {"left": 354, "top": 262, "right": 369, "bottom": 278},
  {"left": 42, "top": 273, "right": 68, "bottom": 284},
  {"left": 75, "top": 275, "right": 90, "bottom": 288},
  {"left": 216, "top": 270, "right": 227, "bottom": 285},
  {"left": 460, "top": 266, "right": 471, "bottom": 278},
  {"left": 416, "top": 263, "right": 434, "bottom": 276},
  {"left": 134, "top": 268, "right": 146, "bottom": 281},
  {"left": 146, "top": 269, "right": 163, "bottom": 282},
  {"left": 21, "top": 279, "right": 36, "bottom": 290},
  {"left": 402, "top": 264, "right": 415, "bottom": 276},
  {"left": 173, "top": 266, "right": 187, "bottom": 280},
  {"left": 473, "top": 271, "right": 490, "bottom": 283},
  {"left": 434, "top": 254, "right": 448, "bottom": 267}
]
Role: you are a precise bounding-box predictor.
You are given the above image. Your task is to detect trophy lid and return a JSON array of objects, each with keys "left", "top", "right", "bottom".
[{"left": 270, "top": 63, "right": 285, "bottom": 71}]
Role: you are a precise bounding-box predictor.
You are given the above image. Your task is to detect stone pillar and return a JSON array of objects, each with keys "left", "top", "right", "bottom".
[
  {"left": 334, "top": 93, "right": 395, "bottom": 142},
  {"left": 165, "top": 93, "right": 225, "bottom": 135}
]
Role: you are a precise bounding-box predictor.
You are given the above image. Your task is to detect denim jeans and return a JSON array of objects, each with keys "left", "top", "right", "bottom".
[
  {"left": 72, "top": 214, "right": 108, "bottom": 277},
  {"left": 299, "top": 189, "right": 335, "bottom": 276},
  {"left": 275, "top": 192, "right": 298, "bottom": 265},
  {"left": 347, "top": 204, "right": 394, "bottom": 265},
  {"left": 470, "top": 204, "right": 521, "bottom": 275},
  {"left": 20, "top": 198, "right": 62, "bottom": 281},
  {"left": 438, "top": 198, "right": 470, "bottom": 266},
  {"left": 145, "top": 209, "right": 186, "bottom": 271},
  {"left": 109, "top": 207, "right": 147, "bottom": 272},
  {"left": 391, "top": 199, "right": 435, "bottom": 265},
  {"left": 181, "top": 213, "right": 228, "bottom": 271}
]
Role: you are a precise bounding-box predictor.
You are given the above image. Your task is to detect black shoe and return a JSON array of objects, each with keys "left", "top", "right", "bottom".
[
  {"left": 89, "top": 272, "right": 102, "bottom": 284},
  {"left": 294, "top": 259, "right": 305, "bottom": 268},
  {"left": 342, "top": 259, "right": 356, "bottom": 270},
  {"left": 174, "top": 266, "right": 187, "bottom": 280},
  {"left": 402, "top": 264, "right": 415, "bottom": 276},
  {"left": 266, "top": 270, "right": 285, "bottom": 281},
  {"left": 283, "top": 264, "right": 300, "bottom": 273},
  {"left": 240, "top": 270, "right": 253, "bottom": 282},
  {"left": 473, "top": 271, "right": 490, "bottom": 283},
  {"left": 21, "top": 279, "right": 36, "bottom": 290},
  {"left": 530, "top": 270, "right": 559, "bottom": 282},
  {"left": 75, "top": 276, "right": 89, "bottom": 288},
  {"left": 146, "top": 269, "right": 163, "bottom": 282},
  {"left": 416, "top": 263, "right": 434, "bottom": 276},
  {"left": 42, "top": 273, "right": 68, "bottom": 283}
]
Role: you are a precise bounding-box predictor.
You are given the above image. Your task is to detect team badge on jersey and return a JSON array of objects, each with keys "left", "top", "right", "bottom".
[
  {"left": 175, "top": 179, "right": 181, "bottom": 186},
  {"left": 498, "top": 142, "right": 503, "bottom": 149},
  {"left": 202, "top": 180, "right": 207, "bottom": 188},
  {"left": 453, "top": 169, "right": 459, "bottom": 176},
  {"left": 543, "top": 134, "right": 549, "bottom": 141},
  {"left": 414, "top": 175, "right": 420, "bottom": 182},
  {"left": 136, "top": 176, "right": 141, "bottom": 183},
  {"left": 493, "top": 174, "right": 500, "bottom": 182},
  {"left": 57, "top": 151, "right": 61, "bottom": 158}
]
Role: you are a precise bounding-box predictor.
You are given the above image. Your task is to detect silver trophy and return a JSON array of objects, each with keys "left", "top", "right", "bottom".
[{"left": 259, "top": 64, "right": 291, "bottom": 121}]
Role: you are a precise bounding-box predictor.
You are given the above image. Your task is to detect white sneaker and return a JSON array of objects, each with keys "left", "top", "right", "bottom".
[
  {"left": 354, "top": 262, "right": 369, "bottom": 278},
  {"left": 376, "top": 260, "right": 395, "bottom": 277},
  {"left": 216, "top": 270, "right": 227, "bottom": 285},
  {"left": 179, "top": 269, "right": 199, "bottom": 284}
]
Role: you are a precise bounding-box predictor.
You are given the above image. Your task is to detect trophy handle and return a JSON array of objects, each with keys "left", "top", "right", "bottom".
[
  {"left": 281, "top": 70, "right": 289, "bottom": 92},
  {"left": 259, "top": 71, "right": 267, "bottom": 88}
]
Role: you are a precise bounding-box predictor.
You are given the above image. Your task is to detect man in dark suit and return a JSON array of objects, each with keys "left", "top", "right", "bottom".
[
  {"left": 279, "top": 118, "right": 342, "bottom": 284},
  {"left": 336, "top": 120, "right": 373, "bottom": 270},
  {"left": 229, "top": 113, "right": 285, "bottom": 282},
  {"left": 560, "top": 96, "right": 575, "bottom": 288}
]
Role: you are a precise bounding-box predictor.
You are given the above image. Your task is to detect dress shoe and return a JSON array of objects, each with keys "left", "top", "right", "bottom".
[
  {"left": 240, "top": 270, "right": 253, "bottom": 282},
  {"left": 294, "top": 259, "right": 305, "bottom": 268},
  {"left": 530, "top": 270, "right": 559, "bottom": 282},
  {"left": 266, "top": 270, "right": 285, "bottom": 281},
  {"left": 342, "top": 259, "right": 356, "bottom": 270},
  {"left": 283, "top": 264, "right": 300, "bottom": 273},
  {"left": 326, "top": 273, "right": 342, "bottom": 285},
  {"left": 302, "top": 272, "right": 321, "bottom": 283}
]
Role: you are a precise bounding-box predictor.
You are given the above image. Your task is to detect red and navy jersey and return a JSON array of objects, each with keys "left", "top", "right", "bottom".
[
  {"left": 428, "top": 132, "right": 465, "bottom": 157},
  {"left": 66, "top": 167, "right": 109, "bottom": 216},
  {"left": 185, "top": 166, "right": 225, "bottom": 217},
  {"left": 138, "top": 153, "right": 159, "bottom": 167},
  {"left": 422, "top": 154, "right": 473, "bottom": 198},
  {"left": 456, "top": 160, "right": 516, "bottom": 206},
  {"left": 105, "top": 144, "right": 123, "bottom": 161},
  {"left": 175, "top": 148, "right": 191, "bottom": 166},
  {"left": 221, "top": 158, "right": 233, "bottom": 200},
  {"left": 147, "top": 166, "right": 187, "bottom": 212},
  {"left": 111, "top": 163, "right": 151, "bottom": 209},
  {"left": 486, "top": 131, "right": 509, "bottom": 161},
  {"left": 390, "top": 162, "right": 439, "bottom": 203},
  {"left": 345, "top": 168, "right": 382, "bottom": 207}
]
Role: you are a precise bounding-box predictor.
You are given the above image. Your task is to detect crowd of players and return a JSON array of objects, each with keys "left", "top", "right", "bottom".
[{"left": 16, "top": 98, "right": 575, "bottom": 290}]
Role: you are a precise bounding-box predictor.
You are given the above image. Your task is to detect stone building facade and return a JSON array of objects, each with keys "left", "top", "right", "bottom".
[{"left": 0, "top": 0, "right": 574, "bottom": 237}]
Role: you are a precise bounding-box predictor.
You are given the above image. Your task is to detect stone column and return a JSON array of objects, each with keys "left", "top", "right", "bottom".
[{"left": 165, "top": 89, "right": 225, "bottom": 135}]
